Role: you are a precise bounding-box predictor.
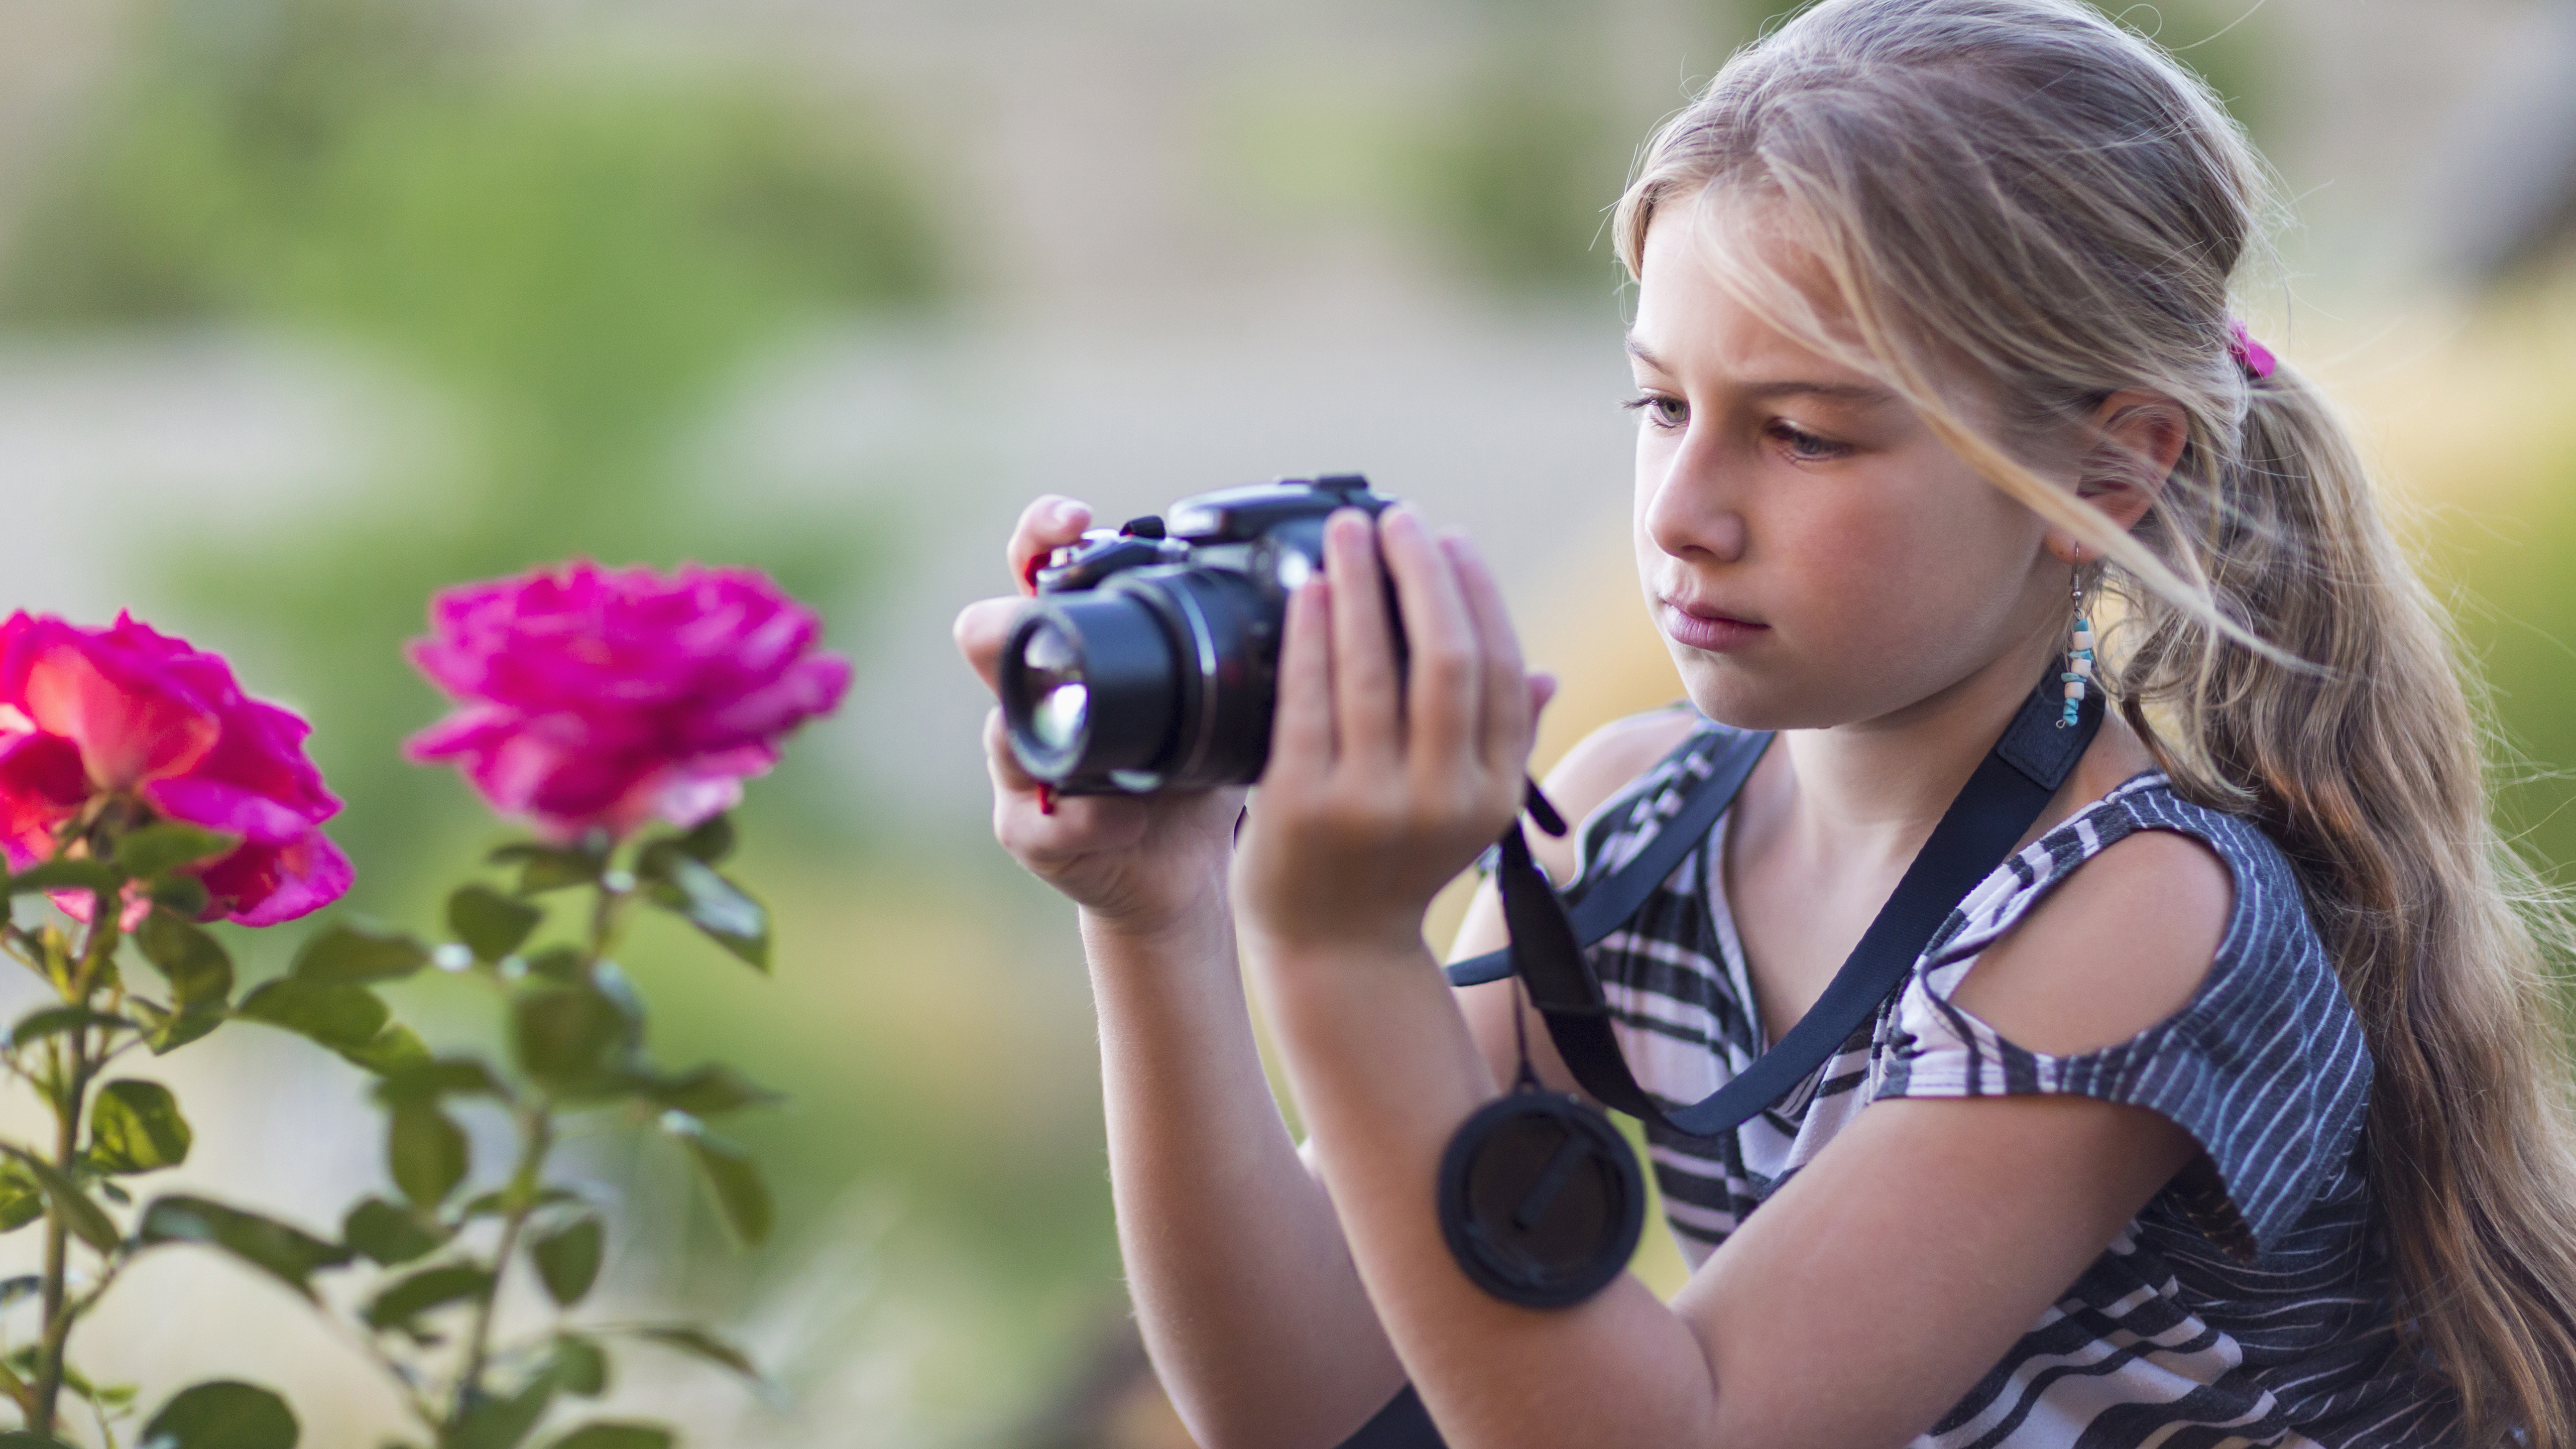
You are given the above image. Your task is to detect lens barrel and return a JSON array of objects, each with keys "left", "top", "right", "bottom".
[{"left": 1000, "top": 568, "right": 1278, "bottom": 793}]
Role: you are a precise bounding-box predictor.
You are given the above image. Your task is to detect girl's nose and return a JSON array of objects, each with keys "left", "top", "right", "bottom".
[{"left": 1643, "top": 427, "right": 1749, "bottom": 565}]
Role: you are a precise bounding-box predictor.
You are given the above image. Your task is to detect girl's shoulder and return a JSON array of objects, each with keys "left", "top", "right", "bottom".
[{"left": 1537, "top": 703, "right": 1723, "bottom": 885}]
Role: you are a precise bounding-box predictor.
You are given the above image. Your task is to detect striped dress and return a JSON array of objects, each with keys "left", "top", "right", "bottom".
[{"left": 1565, "top": 716, "right": 2462, "bottom": 1447}]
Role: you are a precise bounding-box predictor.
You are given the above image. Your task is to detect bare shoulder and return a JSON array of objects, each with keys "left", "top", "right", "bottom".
[
  {"left": 1949, "top": 823, "right": 2235, "bottom": 1056},
  {"left": 1542, "top": 707, "right": 1704, "bottom": 824}
]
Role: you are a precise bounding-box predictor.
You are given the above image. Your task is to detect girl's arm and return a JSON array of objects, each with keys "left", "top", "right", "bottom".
[
  {"left": 1239, "top": 507, "right": 2220, "bottom": 1449},
  {"left": 956, "top": 499, "right": 1402, "bottom": 1449}
]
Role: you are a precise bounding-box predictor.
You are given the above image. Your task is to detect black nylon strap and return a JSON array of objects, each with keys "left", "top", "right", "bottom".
[
  {"left": 1444, "top": 722, "right": 1771, "bottom": 990},
  {"left": 1451, "top": 679, "right": 2098, "bottom": 1140}
]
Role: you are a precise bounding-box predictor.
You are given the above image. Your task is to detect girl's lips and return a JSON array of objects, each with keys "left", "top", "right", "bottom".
[{"left": 1658, "top": 598, "right": 1770, "bottom": 652}]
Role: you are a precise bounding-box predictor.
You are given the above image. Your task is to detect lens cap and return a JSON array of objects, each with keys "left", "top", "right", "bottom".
[{"left": 1437, "top": 1089, "right": 1645, "bottom": 1309}]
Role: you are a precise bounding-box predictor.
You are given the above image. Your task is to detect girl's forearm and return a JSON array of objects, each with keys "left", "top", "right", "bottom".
[
  {"left": 1081, "top": 881, "right": 1407, "bottom": 1449},
  {"left": 1252, "top": 938, "right": 1723, "bottom": 1449}
]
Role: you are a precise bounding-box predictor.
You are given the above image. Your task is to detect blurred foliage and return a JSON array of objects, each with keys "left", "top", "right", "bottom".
[
  {"left": 0, "top": 0, "right": 944, "bottom": 888},
  {"left": 1396, "top": 0, "right": 2278, "bottom": 296}
]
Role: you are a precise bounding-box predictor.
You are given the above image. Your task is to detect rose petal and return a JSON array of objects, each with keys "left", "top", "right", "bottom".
[{"left": 196, "top": 829, "right": 354, "bottom": 927}]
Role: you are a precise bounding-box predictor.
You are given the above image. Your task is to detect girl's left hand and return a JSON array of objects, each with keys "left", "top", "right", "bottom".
[{"left": 1234, "top": 505, "right": 1552, "bottom": 961}]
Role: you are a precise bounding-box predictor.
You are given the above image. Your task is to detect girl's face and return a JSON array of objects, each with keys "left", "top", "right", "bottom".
[{"left": 1627, "top": 208, "right": 2068, "bottom": 731}]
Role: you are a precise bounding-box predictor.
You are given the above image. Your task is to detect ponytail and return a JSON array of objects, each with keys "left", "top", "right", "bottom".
[{"left": 2121, "top": 365, "right": 2576, "bottom": 1442}]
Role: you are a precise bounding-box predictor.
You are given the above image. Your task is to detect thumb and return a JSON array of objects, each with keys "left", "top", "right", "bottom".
[{"left": 1526, "top": 670, "right": 1559, "bottom": 722}]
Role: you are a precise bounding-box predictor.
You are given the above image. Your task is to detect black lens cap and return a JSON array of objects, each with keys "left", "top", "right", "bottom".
[{"left": 1437, "top": 1090, "right": 1645, "bottom": 1309}]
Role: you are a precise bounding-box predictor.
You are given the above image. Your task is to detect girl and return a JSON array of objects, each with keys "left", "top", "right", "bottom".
[{"left": 954, "top": 1, "right": 2576, "bottom": 1443}]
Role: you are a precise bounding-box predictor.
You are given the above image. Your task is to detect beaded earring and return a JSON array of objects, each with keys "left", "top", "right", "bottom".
[{"left": 2061, "top": 554, "right": 2095, "bottom": 729}]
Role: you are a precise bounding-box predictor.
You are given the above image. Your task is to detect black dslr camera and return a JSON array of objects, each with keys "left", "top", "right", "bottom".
[{"left": 999, "top": 473, "right": 1397, "bottom": 795}]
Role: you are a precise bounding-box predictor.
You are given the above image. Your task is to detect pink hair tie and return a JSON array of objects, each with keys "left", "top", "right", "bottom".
[{"left": 2228, "top": 318, "right": 2278, "bottom": 382}]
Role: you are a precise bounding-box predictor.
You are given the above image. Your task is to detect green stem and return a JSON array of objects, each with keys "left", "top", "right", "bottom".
[
  {"left": 31, "top": 897, "right": 122, "bottom": 1434},
  {"left": 448, "top": 1106, "right": 554, "bottom": 1426}
]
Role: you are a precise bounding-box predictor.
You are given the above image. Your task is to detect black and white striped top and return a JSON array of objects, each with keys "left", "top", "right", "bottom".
[{"left": 1565, "top": 716, "right": 2461, "bottom": 1447}]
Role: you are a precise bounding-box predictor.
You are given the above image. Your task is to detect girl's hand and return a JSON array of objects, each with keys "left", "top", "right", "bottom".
[
  {"left": 954, "top": 495, "right": 1246, "bottom": 939},
  {"left": 1235, "top": 506, "right": 1550, "bottom": 961}
]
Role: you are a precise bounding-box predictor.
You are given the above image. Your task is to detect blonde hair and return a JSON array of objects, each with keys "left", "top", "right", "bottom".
[{"left": 1612, "top": 2, "right": 2576, "bottom": 1442}]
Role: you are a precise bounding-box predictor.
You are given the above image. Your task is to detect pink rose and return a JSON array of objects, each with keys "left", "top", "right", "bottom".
[
  {"left": 0, "top": 612, "right": 353, "bottom": 926},
  {"left": 404, "top": 561, "right": 851, "bottom": 840}
]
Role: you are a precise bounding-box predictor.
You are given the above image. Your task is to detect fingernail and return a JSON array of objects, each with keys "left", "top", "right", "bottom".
[{"left": 1053, "top": 499, "right": 1089, "bottom": 525}]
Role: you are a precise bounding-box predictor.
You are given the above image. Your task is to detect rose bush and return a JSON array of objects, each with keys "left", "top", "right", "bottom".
[
  {"left": 405, "top": 562, "right": 851, "bottom": 840},
  {"left": 0, "top": 611, "right": 350, "bottom": 925}
]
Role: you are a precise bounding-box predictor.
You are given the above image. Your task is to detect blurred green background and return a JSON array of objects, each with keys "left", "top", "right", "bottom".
[{"left": 0, "top": 0, "right": 2570, "bottom": 1444}]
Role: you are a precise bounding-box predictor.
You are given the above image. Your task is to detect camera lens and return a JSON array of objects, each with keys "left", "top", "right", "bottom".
[
  {"left": 1017, "top": 622, "right": 1089, "bottom": 751},
  {"left": 1001, "top": 591, "right": 1183, "bottom": 784}
]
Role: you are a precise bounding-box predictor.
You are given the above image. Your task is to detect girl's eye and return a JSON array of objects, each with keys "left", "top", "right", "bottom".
[
  {"left": 1622, "top": 394, "right": 1689, "bottom": 430},
  {"left": 1767, "top": 419, "right": 1852, "bottom": 461}
]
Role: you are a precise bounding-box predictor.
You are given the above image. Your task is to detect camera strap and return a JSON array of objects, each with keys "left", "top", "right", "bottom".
[{"left": 1449, "top": 672, "right": 2101, "bottom": 1140}]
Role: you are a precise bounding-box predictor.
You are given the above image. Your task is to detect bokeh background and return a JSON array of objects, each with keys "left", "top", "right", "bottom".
[{"left": 0, "top": 0, "right": 2571, "bottom": 1444}]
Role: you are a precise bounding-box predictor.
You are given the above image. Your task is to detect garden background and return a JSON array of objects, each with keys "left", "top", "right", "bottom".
[{"left": 0, "top": 0, "right": 2571, "bottom": 1443}]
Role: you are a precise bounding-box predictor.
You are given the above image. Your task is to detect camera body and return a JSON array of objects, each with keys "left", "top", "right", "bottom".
[{"left": 999, "top": 473, "right": 1397, "bottom": 794}]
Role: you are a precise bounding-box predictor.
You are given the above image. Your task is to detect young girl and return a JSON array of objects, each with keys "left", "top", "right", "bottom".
[{"left": 954, "top": 1, "right": 2576, "bottom": 1443}]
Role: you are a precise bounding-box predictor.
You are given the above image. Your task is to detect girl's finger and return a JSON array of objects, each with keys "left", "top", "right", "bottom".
[
  {"left": 1323, "top": 509, "right": 1401, "bottom": 768},
  {"left": 953, "top": 596, "right": 1025, "bottom": 694},
  {"left": 1378, "top": 506, "right": 1481, "bottom": 774},
  {"left": 1266, "top": 573, "right": 1336, "bottom": 787},
  {"left": 1443, "top": 531, "right": 1535, "bottom": 770},
  {"left": 1009, "top": 496, "right": 1093, "bottom": 594}
]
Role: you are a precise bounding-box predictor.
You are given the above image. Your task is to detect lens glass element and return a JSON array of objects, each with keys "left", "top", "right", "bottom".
[{"left": 1018, "top": 622, "right": 1090, "bottom": 752}]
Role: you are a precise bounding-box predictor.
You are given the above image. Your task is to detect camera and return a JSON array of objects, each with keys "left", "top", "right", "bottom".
[{"left": 999, "top": 473, "right": 1397, "bottom": 794}]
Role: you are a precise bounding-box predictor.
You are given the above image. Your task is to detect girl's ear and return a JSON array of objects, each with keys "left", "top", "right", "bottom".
[{"left": 2074, "top": 390, "right": 2189, "bottom": 533}]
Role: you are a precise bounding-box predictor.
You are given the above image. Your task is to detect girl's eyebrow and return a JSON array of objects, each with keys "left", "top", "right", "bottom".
[{"left": 1624, "top": 335, "right": 1896, "bottom": 405}]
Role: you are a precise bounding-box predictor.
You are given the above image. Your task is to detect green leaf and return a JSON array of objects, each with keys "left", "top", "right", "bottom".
[
  {"left": 113, "top": 824, "right": 238, "bottom": 879},
  {"left": 518, "top": 946, "right": 585, "bottom": 985},
  {"left": 672, "top": 1128, "right": 771, "bottom": 1248},
  {"left": 0, "top": 1163, "right": 42, "bottom": 1233},
  {"left": 374, "top": 1057, "right": 508, "bottom": 1105},
  {"left": 340, "top": 1197, "right": 446, "bottom": 1267},
  {"left": 460, "top": 1186, "right": 585, "bottom": 1220},
  {"left": 387, "top": 1103, "right": 468, "bottom": 1208},
  {"left": 446, "top": 1374, "right": 555, "bottom": 1449},
  {"left": 5, "top": 859, "right": 122, "bottom": 896},
  {"left": 0, "top": 1146, "right": 118, "bottom": 1251},
  {"left": 290, "top": 924, "right": 427, "bottom": 986},
  {"left": 360, "top": 1263, "right": 490, "bottom": 1334},
  {"left": 337, "top": 1022, "right": 432, "bottom": 1077},
  {"left": 631, "top": 1064, "right": 778, "bottom": 1117},
  {"left": 89, "top": 1078, "right": 192, "bottom": 1173},
  {"left": 676, "top": 812, "right": 735, "bottom": 864},
  {"left": 641, "top": 856, "right": 769, "bottom": 971},
  {"left": 138, "top": 911, "right": 235, "bottom": 1011},
  {"left": 538, "top": 1426, "right": 670, "bottom": 1449},
  {"left": 139, "top": 1195, "right": 352, "bottom": 1297},
  {"left": 235, "top": 979, "right": 388, "bottom": 1051},
  {"left": 511, "top": 987, "right": 626, "bottom": 1086},
  {"left": 10, "top": 1005, "right": 133, "bottom": 1049},
  {"left": 628, "top": 1324, "right": 762, "bottom": 1383},
  {"left": 531, "top": 1216, "right": 604, "bottom": 1307},
  {"left": 130, "top": 999, "right": 225, "bottom": 1056},
  {"left": 0, "top": 1433, "right": 78, "bottom": 1447},
  {"left": 490, "top": 842, "right": 605, "bottom": 896},
  {"left": 448, "top": 885, "right": 544, "bottom": 962},
  {"left": 148, "top": 875, "right": 211, "bottom": 917},
  {"left": 549, "top": 1333, "right": 609, "bottom": 1397},
  {"left": 139, "top": 1379, "right": 298, "bottom": 1449}
]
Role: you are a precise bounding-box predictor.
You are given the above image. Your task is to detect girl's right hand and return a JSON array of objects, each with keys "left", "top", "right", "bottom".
[{"left": 953, "top": 495, "right": 1248, "bottom": 939}]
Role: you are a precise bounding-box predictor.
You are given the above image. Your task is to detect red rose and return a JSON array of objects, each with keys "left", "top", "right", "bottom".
[
  {"left": 0, "top": 612, "right": 352, "bottom": 926},
  {"left": 405, "top": 561, "right": 850, "bottom": 840}
]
